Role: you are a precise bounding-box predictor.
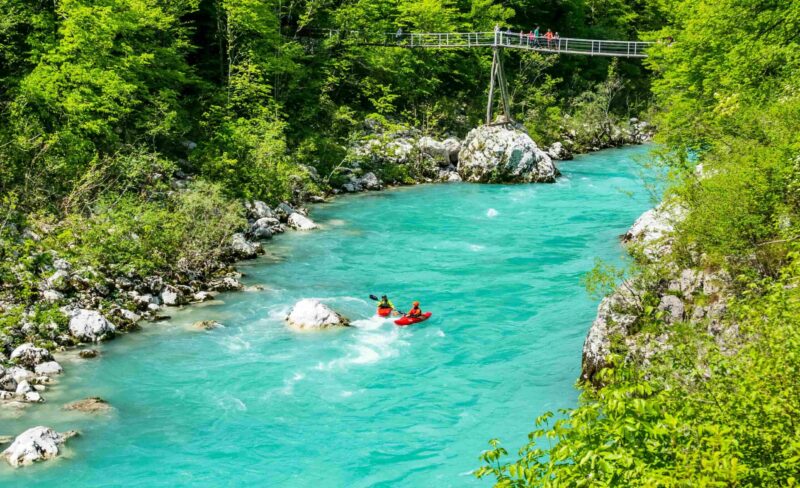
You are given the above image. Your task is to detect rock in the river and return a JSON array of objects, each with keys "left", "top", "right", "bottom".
[
  {"left": 69, "top": 309, "right": 116, "bottom": 343},
  {"left": 63, "top": 397, "right": 111, "bottom": 413},
  {"left": 34, "top": 362, "right": 63, "bottom": 376},
  {"left": 229, "top": 233, "right": 263, "bottom": 259},
  {"left": 287, "top": 212, "right": 317, "bottom": 231},
  {"left": 10, "top": 343, "right": 53, "bottom": 369},
  {"left": 2, "top": 427, "right": 77, "bottom": 467},
  {"left": 546, "top": 142, "right": 573, "bottom": 161},
  {"left": 79, "top": 349, "right": 99, "bottom": 359},
  {"left": 458, "top": 125, "right": 558, "bottom": 183},
  {"left": 193, "top": 320, "right": 222, "bottom": 330},
  {"left": 286, "top": 299, "right": 350, "bottom": 330}
]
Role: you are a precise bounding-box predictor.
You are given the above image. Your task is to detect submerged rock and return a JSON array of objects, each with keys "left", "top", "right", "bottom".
[
  {"left": 286, "top": 299, "right": 350, "bottom": 330},
  {"left": 69, "top": 310, "right": 116, "bottom": 343},
  {"left": 2, "top": 426, "right": 78, "bottom": 467},
  {"left": 458, "top": 125, "right": 558, "bottom": 183},
  {"left": 63, "top": 397, "right": 111, "bottom": 413},
  {"left": 79, "top": 349, "right": 99, "bottom": 359},
  {"left": 193, "top": 320, "right": 222, "bottom": 330}
]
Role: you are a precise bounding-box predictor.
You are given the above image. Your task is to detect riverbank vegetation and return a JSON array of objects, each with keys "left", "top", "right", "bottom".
[{"left": 478, "top": 0, "right": 800, "bottom": 485}]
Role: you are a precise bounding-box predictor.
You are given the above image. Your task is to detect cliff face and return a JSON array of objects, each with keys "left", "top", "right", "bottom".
[{"left": 581, "top": 201, "right": 734, "bottom": 385}]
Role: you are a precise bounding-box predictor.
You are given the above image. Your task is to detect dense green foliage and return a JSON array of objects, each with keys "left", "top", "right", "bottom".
[{"left": 478, "top": 0, "right": 800, "bottom": 485}]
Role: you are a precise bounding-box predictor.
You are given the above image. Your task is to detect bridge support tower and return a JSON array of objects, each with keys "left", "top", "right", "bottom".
[{"left": 486, "top": 46, "right": 512, "bottom": 125}]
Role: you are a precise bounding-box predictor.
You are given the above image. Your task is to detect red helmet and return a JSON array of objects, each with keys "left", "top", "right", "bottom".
[{"left": 413, "top": 301, "right": 420, "bottom": 306}]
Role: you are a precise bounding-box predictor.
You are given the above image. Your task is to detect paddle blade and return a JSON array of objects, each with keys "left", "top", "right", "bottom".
[{"left": 369, "top": 294, "right": 379, "bottom": 301}]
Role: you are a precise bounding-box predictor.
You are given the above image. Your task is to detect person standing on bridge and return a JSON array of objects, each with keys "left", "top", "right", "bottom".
[
  {"left": 533, "top": 26, "right": 541, "bottom": 47},
  {"left": 528, "top": 30, "right": 534, "bottom": 46},
  {"left": 545, "top": 29, "right": 554, "bottom": 48},
  {"left": 554, "top": 32, "right": 560, "bottom": 50}
]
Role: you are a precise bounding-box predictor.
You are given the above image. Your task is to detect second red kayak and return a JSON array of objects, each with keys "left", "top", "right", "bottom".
[
  {"left": 377, "top": 307, "right": 392, "bottom": 317},
  {"left": 394, "top": 312, "right": 432, "bottom": 326}
]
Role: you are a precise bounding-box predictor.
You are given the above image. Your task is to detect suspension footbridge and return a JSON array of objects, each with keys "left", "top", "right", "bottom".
[{"left": 298, "top": 29, "right": 652, "bottom": 124}]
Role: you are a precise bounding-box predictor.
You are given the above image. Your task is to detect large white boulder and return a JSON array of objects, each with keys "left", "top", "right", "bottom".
[
  {"left": 286, "top": 299, "right": 350, "bottom": 330},
  {"left": 10, "top": 343, "right": 53, "bottom": 369},
  {"left": 2, "top": 427, "right": 77, "bottom": 468},
  {"left": 581, "top": 283, "right": 639, "bottom": 384},
  {"left": 458, "top": 125, "right": 558, "bottom": 183},
  {"left": 34, "top": 361, "right": 63, "bottom": 376},
  {"left": 287, "top": 213, "right": 318, "bottom": 231},
  {"left": 69, "top": 309, "right": 116, "bottom": 342}
]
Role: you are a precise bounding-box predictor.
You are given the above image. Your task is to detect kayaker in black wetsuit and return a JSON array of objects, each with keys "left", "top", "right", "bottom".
[{"left": 407, "top": 301, "right": 423, "bottom": 318}]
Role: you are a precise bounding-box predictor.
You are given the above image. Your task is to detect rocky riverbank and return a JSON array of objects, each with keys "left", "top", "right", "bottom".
[{"left": 581, "top": 197, "right": 735, "bottom": 386}]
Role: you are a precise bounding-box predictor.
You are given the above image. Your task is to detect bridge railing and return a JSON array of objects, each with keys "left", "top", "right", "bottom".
[{"left": 298, "top": 29, "right": 651, "bottom": 58}]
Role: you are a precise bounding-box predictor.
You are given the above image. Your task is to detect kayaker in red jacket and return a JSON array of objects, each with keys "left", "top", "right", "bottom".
[{"left": 407, "top": 301, "right": 423, "bottom": 318}]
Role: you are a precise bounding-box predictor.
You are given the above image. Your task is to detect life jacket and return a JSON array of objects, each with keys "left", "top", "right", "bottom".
[
  {"left": 378, "top": 299, "right": 393, "bottom": 309},
  {"left": 408, "top": 306, "right": 422, "bottom": 317}
]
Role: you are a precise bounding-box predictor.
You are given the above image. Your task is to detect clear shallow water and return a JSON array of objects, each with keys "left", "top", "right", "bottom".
[{"left": 0, "top": 146, "right": 657, "bottom": 487}]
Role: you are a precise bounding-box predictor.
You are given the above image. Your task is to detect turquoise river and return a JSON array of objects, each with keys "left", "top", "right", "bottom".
[{"left": 0, "top": 145, "right": 657, "bottom": 487}]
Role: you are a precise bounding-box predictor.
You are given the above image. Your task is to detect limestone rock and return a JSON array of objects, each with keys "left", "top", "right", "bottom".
[
  {"left": 229, "top": 233, "right": 263, "bottom": 260},
  {"left": 360, "top": 172, "right": 381, "bottom": 190},
  {"left": 581, "top": 282, "right": 640, "bottom": 383},
  {"left": 63, "top": 397, "right": 111, "bottom": 413},
  {"left": 2, "top": 427, "right": 76, "bottom": 467},
  {"left": 79, "top": 349, "right": 99, "bottom": 359},
  {"left": 286, "top": 299, "right": 350, "bottom": 330},
  {"left": 10, "top": 343, "right": 53, "bottom": 369},
  {"left": 34, "top": 362, "right": 63, "bottom": 376},
  {"left": 160, "top": 286, "right": 184, "bottom": 307},
  {"left": 458, "top": 125, "right": 558, "bottom": 183},
  {"left": 418, "top": 137, "right": 449, "bottom": 167},
  {"left": 623, "top": 202, "right": 686, "bottom": 259},
  {"left": 442, "top": 137, "right": 462, "bottom": 164},
  {"left": 246, "top": 200, "right": 275, "bottom": 220},
  {"left": 69, "top": 309, "right": 116, "bottom": 342},
  {"left": 193, "top": 320, "right": 222, "bottom": 330},
  {"left": 287, "top": 212, "right": 318, "bottom": 231},
  {"left": 546, "top": 142, "right": 573, "bottom": 160},
  {"left": 658, "top": 295, "right": 685, "bottom": 324}
]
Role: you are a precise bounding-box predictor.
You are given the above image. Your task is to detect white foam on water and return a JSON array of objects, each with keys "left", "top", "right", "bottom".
[
  {"left": 317, "top": 326, "right": 405, "bottom": 371},
  {"left": 217, "top": 395, "right": 247, "bottom": 412},
  {"left": 277, "top": 371, "right": 306, "bottom": 395},
  {"left": 351, "top": 316, "right": 388, "bottom": 331},
  {"left": 224, "top": 336, "right": 252, "bottom": 352},
  {"left": 469, "top": 244, "right": 485, "bottom": 252},
  {"left": 486, "top": 208, "right": 499, "bottom": 218}
]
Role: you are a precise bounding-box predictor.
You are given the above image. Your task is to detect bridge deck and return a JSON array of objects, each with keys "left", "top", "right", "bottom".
[{"left": 313, "top": 30, "right": 651, "bottom": 58}]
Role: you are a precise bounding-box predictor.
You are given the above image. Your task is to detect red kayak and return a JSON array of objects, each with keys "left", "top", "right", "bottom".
[
  {"left": 377, "top": 307, "right": 392, "bottom": 317},
  {"left": 394, "top": 312, "right": 432, "bottom": 327}
]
